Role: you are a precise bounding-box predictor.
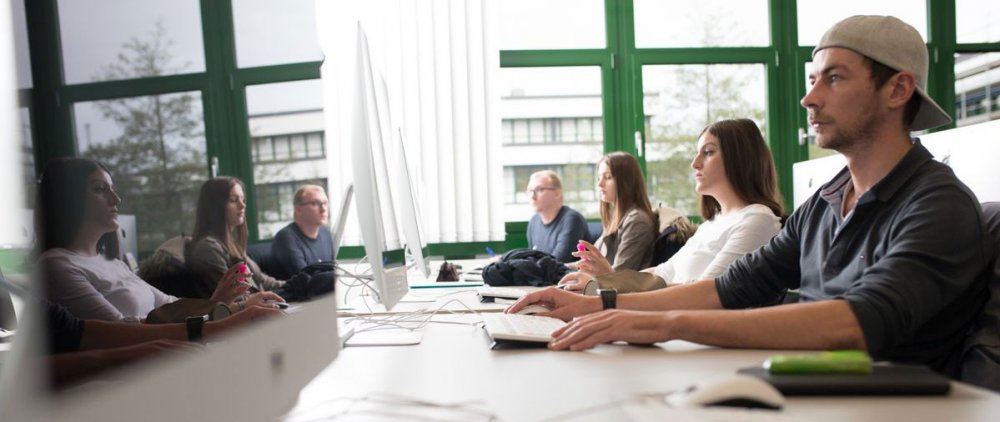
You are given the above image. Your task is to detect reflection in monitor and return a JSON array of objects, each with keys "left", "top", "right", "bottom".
[
  {"left": 349, "top": 24, "right": 409, "bottom": 311},
  {"left": 391, "top": 129, "right": 431, "bottom": 279},
  {"left": 331, "top": 183, "right": 354, "bottom": 260}
]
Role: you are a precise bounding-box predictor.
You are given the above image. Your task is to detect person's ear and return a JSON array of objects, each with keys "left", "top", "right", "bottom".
[{"left": 886, "top": 71, "right": 916, "bottom": 111}]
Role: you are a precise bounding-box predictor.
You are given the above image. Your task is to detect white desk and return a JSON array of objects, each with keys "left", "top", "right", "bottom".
[{"left": 286, "top": 313, "right": 1000, "bottom": 422}]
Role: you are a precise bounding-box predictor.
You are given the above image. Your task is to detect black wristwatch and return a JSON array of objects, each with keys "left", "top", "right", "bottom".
[
  {"left": 598, "top": 288, "right": 617, "bottom": 310},
  {"left": 186, "top": 314, "right": 208, "bottom": 342}
]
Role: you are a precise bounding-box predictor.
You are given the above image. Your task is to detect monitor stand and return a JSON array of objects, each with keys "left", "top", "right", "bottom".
[{"left": 345, "top": 331, "right": 422, "bottom": 347}]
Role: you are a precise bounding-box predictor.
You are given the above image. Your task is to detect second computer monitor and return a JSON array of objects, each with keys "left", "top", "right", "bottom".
[
  {"left": 391, "top": 130, "right": 431, "bottom": 279},
  {"left": 348, "top": 24, "right": 408, "bottom": 310}
]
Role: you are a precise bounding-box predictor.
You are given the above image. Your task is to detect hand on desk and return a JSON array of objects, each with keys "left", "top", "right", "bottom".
[
  {"left": 557, "top": 271, "right": 593, "bottom": 291},
  {"left": 548, "top": 310, "right": 671, "bottom": 351},
  {"left": 505, "top": 287, "right": 602, "bottom": 322}
]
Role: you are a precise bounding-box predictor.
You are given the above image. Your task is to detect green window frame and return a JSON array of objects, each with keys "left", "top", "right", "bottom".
[{"left": 21, "top": 0, "right": 991, "bottom": 257}]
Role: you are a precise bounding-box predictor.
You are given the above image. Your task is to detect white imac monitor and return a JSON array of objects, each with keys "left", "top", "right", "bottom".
[
  {"left": 391, "top": 130, "right": 431, "bottom": 279},
  {"left": 350, "top": 24, "right": 409, "bottom": 311},
  {"left": 331, "top": 183, "right": 354, "bottom": 260}
]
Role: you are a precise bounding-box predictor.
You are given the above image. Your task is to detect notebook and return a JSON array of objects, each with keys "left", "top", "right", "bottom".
[{"left": 737, "top": 363, "right": 951, "bottom": 395}]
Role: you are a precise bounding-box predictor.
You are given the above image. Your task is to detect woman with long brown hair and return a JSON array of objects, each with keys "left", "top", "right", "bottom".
[
  {"left": 37, "top": 158, "right": 280, "bottom": 322},
  {"left": 563, "top": 118, "right": 784, "bottom": 290},
  {"left": 564, "top": 152, "right": 657, "bottom": 277},
  {"left": 187, "top": 177, "right": 286, "bottom": 298}
]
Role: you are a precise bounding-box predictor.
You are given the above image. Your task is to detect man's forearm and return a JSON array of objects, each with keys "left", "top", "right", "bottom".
[
  {"left": 619, "top": 278, "right": 724, "bottom": 311},
  {"left": 665, "top": 300, "right": 867, "bottom": 350}
]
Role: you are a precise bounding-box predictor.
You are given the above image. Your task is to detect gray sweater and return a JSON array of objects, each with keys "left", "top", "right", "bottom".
[{"left": 526, "top": 206, "right": 589, "bottom": 263}]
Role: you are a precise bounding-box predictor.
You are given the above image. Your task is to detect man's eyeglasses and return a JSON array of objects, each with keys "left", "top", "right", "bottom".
[
  {"left": 297, "top": 200, "right": 328, "bottom": 208},
  {"left": 525, "top": 187, "right": 558, "bottom": 196}
]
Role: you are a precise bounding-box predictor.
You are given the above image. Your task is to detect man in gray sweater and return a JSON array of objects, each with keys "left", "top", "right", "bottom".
[
  {"left": 525, "top": 170, "right": 589, "bottom": 263},
  {"left": 271, "top": 185, "right": 335, "bottom": 279}
]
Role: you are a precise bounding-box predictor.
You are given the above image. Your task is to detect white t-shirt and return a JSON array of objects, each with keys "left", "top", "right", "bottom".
[
  {"left": 41, "top": 248, "right": 177, "bottom": 321},
  {"left": 654, "top": 204, "right": 781, "bottom": 284}
]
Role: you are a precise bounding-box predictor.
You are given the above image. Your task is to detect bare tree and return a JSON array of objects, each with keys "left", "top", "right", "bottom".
[{"left": 82, "top": 20, "right": 206, "bottom": 254}]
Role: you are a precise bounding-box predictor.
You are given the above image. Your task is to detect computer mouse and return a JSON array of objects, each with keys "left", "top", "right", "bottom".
[
  {"left": 666, "top": 375, "right": 785, "bottom": 410},
  {"left": 515, "top": 304, "right": 552, "bottom": 315}
]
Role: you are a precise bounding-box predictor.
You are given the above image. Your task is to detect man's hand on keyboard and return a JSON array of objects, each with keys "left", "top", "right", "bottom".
[
  {"left": 548, "top": 309, "right": 671, "bottom": 351},
  {"left": 505, "top": 287, "right": 602, "bottom": 322}
]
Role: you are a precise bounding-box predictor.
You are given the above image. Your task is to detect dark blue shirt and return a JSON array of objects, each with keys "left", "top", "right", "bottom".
[
  {"left": 527, "top": 206, "right": 589, "bottom": 263},
  {"left": 717, "top": 141, "right": 992, "bottom": 375},
  {"left": 271, "top": 222, "right": 335, "bottom": 279}
]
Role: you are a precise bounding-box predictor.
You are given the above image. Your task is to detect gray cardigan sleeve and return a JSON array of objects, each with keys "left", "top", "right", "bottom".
[
  {"left": 187, "top": 237, "right": 286, "bottom": 296},
  {"left": 608, "top": 209, "right": 656, "bottom": 271}
]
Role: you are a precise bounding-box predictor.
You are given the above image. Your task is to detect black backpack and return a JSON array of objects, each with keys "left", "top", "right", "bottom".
[{"left": 482, "top": 249, "right": 569, "bottom": 287}]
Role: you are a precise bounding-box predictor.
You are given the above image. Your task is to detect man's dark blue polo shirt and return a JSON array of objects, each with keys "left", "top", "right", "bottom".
[{"left": 716, "top": 140, "right": 992, "bottom": 375}]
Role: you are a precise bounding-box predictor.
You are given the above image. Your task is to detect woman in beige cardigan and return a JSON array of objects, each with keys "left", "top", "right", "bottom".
[
  {"left": 563, "top": 152, "right": 656, "bottom": 279},
  {"left": 186, "top": 177, "right": 287, "bottom": 299}
]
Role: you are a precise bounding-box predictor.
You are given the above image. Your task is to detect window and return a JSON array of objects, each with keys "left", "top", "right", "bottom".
[
  {"left": 957, "top": 0, "right": 1000, "bottom": 43},
  {"left": 245, "top": 79, "right": 326, "bottom": 237},
  {"left": 57, "top": 0, "right": 205, "bottom": 84},
  {"left": 634, "top": 0, "right": 769, "bottom": 48},
  {"left": 497, "top": 0, "right": 605, "bottom": 50},
  {"left": 797, "top": 0, "right": 927, "bottom": 45},
  {"left": 74, "top": 92, "right": 208, "bottom": 254},
  {"left": 643, "top": 64, "right": 767, "bottom": 215},
  {"left": 232, "top": 0, "right": 322, "bottom": 68},
  {"left": 500, "top": 67, "right": 604, "bottom": 222},
  {"left": 955, "top": 52, "right": 1000, "bottom": 126}
]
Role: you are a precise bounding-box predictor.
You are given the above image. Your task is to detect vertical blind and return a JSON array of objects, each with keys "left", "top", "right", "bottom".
[{"left": 317, "top": 0, "right": 504, "bottom": 249}]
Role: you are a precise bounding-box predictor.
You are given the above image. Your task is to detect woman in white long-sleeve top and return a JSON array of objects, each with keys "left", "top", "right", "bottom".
[{"left": 563, "top": 118, "right": 784, "bottom": 290}]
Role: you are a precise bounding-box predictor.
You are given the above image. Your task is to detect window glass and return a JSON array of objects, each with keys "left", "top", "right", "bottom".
[
  {"left": 643, "top": 64, "right": 767, "bottom": 216},
  {"left": 74, "top": 92, "right": 207, "bottom": 255},
  {"left": 246, "top": 79, "right": 327, "bottom": 238},
  {"left": 58, "top": 0, "right": 205, "bottom": 84},
  {"left": 797, "top": 1, "right": 926, "bottom": 45},
  {"left": 955, "top": 52, "right": 1000, "bottom": 127},
  {"left": 496, "top": 0, "right": 605, "bottom": 50},
  {"left": 634, "top": 0, "right": 769, "bottom": 48},
  {"left": 12, "top": 0, "right": 31, "bottom": 89},
  {"left": 232, "top": 0, "right": 322, "bottom": 68},
  {"left": 500, "top": 67, "right": 604, "bottom": 221},
  {"left": 957, "top": 0, "right": 1000, "bottom": 43}
]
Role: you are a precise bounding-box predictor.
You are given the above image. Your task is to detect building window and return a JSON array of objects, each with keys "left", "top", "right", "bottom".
[{"left": 251, "top": 131, "right": 324, "bottom": 163}]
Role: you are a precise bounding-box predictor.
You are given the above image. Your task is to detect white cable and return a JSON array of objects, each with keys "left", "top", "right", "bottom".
[{"left": 280, "top": 392, "right": 499, "bottom": 422}]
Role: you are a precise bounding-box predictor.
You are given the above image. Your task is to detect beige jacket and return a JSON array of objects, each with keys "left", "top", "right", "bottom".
[{"left": 596, "top": 208, "right": 656, "bottom": 271}]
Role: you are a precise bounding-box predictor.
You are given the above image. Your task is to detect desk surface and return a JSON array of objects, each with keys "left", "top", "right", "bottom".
[{"left": 287, "top": 307, "right": 1000, "bottom": 422}]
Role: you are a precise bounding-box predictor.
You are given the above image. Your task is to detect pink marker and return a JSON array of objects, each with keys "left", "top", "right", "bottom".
[{"left": 577, "top": 243, "right": 588, "bottom": 261}]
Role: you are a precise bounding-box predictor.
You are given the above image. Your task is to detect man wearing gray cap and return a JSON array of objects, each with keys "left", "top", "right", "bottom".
[{"left": 507, "top": 16, "right": 993, "bottom": 380}]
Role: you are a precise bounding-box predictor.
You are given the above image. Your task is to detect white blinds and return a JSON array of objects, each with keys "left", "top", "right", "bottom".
[{"left": 316, "top": 0, "right": 504, "bottom": 248}]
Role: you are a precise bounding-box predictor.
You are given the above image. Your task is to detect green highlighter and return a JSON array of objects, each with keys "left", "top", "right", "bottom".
[{"left": 764, "top": 350, "right": 873, "bottom": 374}]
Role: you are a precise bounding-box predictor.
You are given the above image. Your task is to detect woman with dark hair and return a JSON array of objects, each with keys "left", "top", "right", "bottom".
[
  {"left": 186, "top": 177, "right": 286, "bottom": 298},
  {"left": 36, "top": 158, "right": 280, "bottom": 322},
  {"left": 564, "top": 152, "right": 657, "bottom": 276},
  {"left": 562, "top": 118, "right": 784, "bottom": 290}
]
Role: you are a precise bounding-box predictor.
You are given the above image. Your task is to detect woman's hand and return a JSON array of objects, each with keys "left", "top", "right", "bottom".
[
  {"left": 558, "top": 271, "right": 594, "bottom": 292},
  {"left": 548, "top": 310, "right": 674, "bottom": 351},
  {"left": 573, "top": 241, "right": 613, "bottom": 276},
  {"left": 505, "top": 287, "right": 603, "bottom": 322},
  {"left": 243, "top": 292, "right": 286, "bottom": 310},
  {"left": 209, "top": 262, "right": 252, "bottom": 304}
]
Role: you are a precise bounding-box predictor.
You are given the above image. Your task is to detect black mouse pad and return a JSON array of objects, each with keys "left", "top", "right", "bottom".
[{"left": 738, "top": 364, "right": 951, "bottom": 396}]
